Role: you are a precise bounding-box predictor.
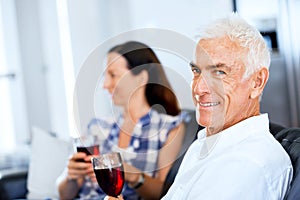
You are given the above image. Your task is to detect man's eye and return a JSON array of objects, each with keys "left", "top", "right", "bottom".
[
  {"left": 191, "top": 68, "right": 201, "bottom": 75},
  {"left": 214, "top": 70, "right": 226, "bottom": 76}
]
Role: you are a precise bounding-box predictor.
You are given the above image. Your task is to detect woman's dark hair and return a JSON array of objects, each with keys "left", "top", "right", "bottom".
[{"left": 108, "top": 41, "right": 180, "bottom": 116}]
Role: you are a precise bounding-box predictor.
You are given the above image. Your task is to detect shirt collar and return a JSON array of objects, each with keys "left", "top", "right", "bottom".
[{"left": 197, "top": 114, "right": 269, "bottom": 159}]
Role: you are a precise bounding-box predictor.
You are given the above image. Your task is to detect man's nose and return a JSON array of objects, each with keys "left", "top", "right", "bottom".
[{"left": 193, "top": 74, "right": 210, "bottom": 95}]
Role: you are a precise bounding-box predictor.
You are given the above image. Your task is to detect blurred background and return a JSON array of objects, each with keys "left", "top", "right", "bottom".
[{"left": 0, "top": 0, "right": 299, "bottom": 168}]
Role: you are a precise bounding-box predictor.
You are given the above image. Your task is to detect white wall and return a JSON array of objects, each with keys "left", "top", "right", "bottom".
[
  {"left": 15, "top": 0, "right": 51, "bottom": 136},
  {"left": 128, "top": 0, "right": 232, "bottom": 37},
  {"left": 0, "top": 0, "right": 29, "bottom": 149},
  {"left": 37, "top": 0, "right": 69, "bottom": 138}
]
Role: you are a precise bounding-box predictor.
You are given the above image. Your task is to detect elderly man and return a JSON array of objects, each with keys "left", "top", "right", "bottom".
[{"left": 162, "top": 15, "right": 293, "bottom": 199}]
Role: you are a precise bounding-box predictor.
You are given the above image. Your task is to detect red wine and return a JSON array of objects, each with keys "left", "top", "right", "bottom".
[
  {"left": 94, "top": 166, "right": 124, "bottom": 197},
  {"left": 76, "top": 145, "right": 99, "bottom": 162}
]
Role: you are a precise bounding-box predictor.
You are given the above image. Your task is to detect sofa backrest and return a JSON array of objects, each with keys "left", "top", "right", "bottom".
[{"left": 272, "top": 127, "right": 300, "bottom": 200}]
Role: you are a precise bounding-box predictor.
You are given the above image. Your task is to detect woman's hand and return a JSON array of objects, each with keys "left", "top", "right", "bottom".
[
  {"left": 67, "top": 152, "right": 93, "bottom": 181},
  {"left": 58, "top": 152, "right": 95, "bottom": 199},
  {"left": 85, "top": 155, "right": 97, "bottom": 182},
  {"left": 122, "top": 162, "right": 142, "bottom": 185},
  {"left": 106, "top": 195, "right": 124, "bottom": 200}
]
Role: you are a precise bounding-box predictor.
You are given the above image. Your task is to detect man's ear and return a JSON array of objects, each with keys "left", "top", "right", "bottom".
[{"left": 250, "top": 67, "right": 269, "bottom": 99}]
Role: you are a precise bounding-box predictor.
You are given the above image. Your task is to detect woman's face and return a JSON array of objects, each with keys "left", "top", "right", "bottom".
[{"left": 103, "top": 52, "right": 143, "bottom": 106}]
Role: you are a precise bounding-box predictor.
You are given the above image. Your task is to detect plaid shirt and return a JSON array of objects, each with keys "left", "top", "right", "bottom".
[{"left": 78, "top": 109, "right": 187, "bottom": 200}]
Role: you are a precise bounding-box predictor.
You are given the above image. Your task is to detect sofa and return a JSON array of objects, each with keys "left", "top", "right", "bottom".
[
  {"left": 0, "top": 126, "right": 72, "bottom": 200},
  {"left": 0, "top": 168, "right": 28, "bottom": 199}
]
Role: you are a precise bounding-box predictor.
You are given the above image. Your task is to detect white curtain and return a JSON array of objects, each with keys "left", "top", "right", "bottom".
[{"left": 277, "top": 0, "right": 300, "bottom": 127}]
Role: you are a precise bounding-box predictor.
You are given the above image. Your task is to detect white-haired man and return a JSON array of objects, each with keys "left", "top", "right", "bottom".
[{"left": 162, "top": 15, "right": 293, "bottom": 200}]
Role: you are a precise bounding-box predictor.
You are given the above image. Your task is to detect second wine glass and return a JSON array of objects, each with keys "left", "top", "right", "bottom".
[{"left": 91, "top": 152, "right": 125, "bottom": 197}]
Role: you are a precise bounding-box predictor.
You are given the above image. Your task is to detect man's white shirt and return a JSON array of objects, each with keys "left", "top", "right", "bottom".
[{"left": 162, "top": 114, "right": 293, "bottom": 200}]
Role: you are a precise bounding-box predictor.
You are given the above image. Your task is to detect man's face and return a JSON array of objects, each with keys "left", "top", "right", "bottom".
[{"left": 192, "top": 37, "right": 255, "bottom": 132}]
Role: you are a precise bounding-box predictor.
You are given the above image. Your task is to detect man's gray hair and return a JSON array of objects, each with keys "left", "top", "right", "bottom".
[{"left": 200, "top": 13, "right": 270, "bottom": 79}]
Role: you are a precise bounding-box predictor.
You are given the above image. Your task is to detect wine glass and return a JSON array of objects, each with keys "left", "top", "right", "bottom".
[{"left": 91, "top": 152, "right": 125, "bottom": 197}]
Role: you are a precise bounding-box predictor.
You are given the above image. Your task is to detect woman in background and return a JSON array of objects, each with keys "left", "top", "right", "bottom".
[{"left": 57, "top": 41, "right": 186, "bottom": 200}]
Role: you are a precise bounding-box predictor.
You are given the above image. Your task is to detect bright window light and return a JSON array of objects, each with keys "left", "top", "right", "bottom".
[
  {"left": 56, "top": 0, "right": 77, "bottom": 137},
  {"left": 0, "top": 2, "right": 16, "bottom": 154}
]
